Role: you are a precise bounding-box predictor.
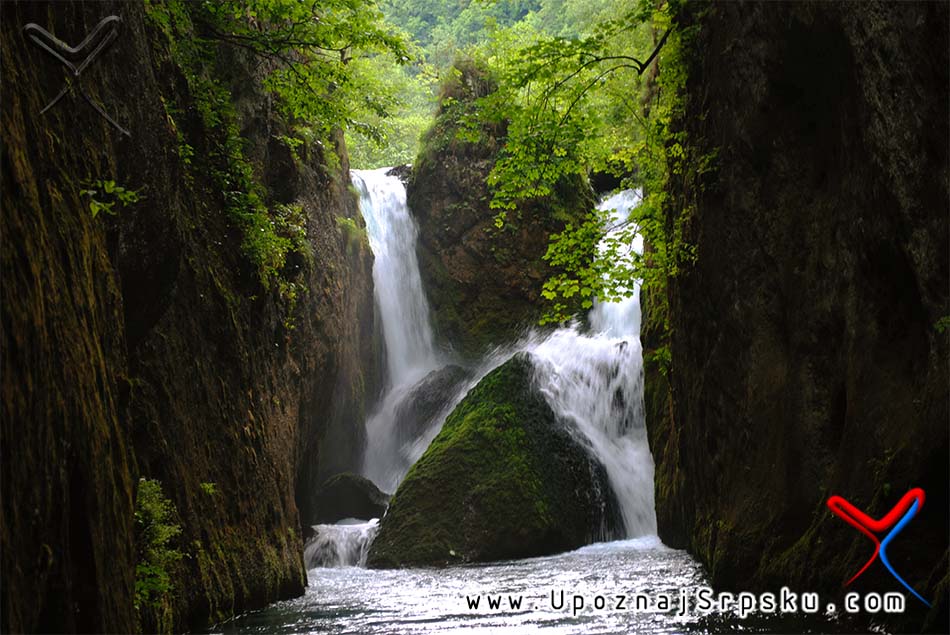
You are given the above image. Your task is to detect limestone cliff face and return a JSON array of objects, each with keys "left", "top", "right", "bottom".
[
  {"left": 407, "top": 61, "right": 595, "bottom": 359},
  {"left": 1, "top": 2, "right": 375, "bottom": 632},
  {"left": 646, "top": 2, "right": 948, "bottom": 631}
]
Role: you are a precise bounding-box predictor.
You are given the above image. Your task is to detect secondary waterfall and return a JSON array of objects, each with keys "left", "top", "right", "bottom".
[
  {"left": 526, "top": 189, "right": 655, "bottom": 537},
  {"left": 352, "top": 168, "right": 444, "bottom": 493},
  {"left": 351, "top": 168, "right": 439, "bottom": 383},
  {"left": 589, "top": 189, "right": 644, "bottom": 338},
  {"left": 304, "top": 519, "right": 379, "bottom": 568}
]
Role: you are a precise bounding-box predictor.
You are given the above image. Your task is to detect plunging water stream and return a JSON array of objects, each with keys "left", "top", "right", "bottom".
[
  {"left": 353, "top": 170, "right": 656, "bottom": 535},
  {"left": 353, "top": 168, "right": 443, "bottom": 492},
  {"left": 304, "top": 171, "right": 657, "bottom": 570},
  {"left": 525, "top": 188, "right": 655, "bottom": 537},
  {"left": 351, "top": 168, "right": 440, "bottom": 385}
]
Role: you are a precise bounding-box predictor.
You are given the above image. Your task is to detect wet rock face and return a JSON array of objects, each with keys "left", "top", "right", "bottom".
[
  {"left": 407, "top": 62, "right": 595, "bottom": 360},
  {"left": 393, "top": 364, "right": 472, "bottom": 445},
  {"left": 646, "top": 2, "right": 948, "bottom": 632},
  {"left": 366, "top": 354, "right": 620, "bottom": 569},
  {"left": 313, "top": 473, "right": 390, "bottom": 523},
  {"left": 385, "top": 164, "right": 412, "bottom": 184},
  {"left": 1, "top": 2, "right": 375, "bottom": 632}
]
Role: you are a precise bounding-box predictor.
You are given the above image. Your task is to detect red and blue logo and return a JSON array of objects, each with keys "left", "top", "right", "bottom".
[{"left": 827, "top": 488, "right": 930, "bottom": 607}]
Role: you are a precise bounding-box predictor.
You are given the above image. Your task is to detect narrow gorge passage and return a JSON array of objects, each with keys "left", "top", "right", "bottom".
[
  {"left": 224, "top": 175, "right": 849, "bottom": 635},
  {"left": 5, "top": 2, "right": 943, "bottom": 634},
  {"left": 306, "top": 170, "right": 658, "bottom": 565},
  {"left": 232, "top": 171, "right": 696, "bottom": 632}
]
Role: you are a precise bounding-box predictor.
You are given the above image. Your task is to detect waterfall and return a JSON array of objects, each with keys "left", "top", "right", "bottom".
[
  {"left": 351, "top": 169, "right": 655, "bottom": 541},
  {"left": 351, "top": 168, "right": 439, "bottom": 384},
  {"left": 352, "top": 168, "right": 444, "bottom": 493},
  {"left": 304, "top": 519, "right": 379, "bottom": 568},
  {"left": 529, "top": 331, "right": 655, "bottom": 537},
  {"left": 589, "top": 189, "right": 644, "bottom": 338},
  {"left": 523, "top": 190, "right": 656, "bottom": 538}
]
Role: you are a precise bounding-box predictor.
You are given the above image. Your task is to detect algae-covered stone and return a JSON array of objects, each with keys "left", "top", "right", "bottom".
[{"left": 366, "top": 353, "right": 619, "bottom": 568}]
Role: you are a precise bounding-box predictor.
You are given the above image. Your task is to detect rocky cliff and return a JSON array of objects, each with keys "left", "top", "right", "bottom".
[
  {"left": 646, "top": 2, "right": 948, "bottom": 631},
  {"left": 407, "top": 60, "right": 596, "bottom": 359},
  {"left": 1, "top": 1, "right": 375, "bottom": 632}
]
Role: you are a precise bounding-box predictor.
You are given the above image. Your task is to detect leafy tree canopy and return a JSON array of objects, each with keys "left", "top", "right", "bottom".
[
  {"left": 195, "top": 0, "right": 412, "bottom": 142},
  {"left": 415, "top": 0, "right": 695, "bottom": 324}
]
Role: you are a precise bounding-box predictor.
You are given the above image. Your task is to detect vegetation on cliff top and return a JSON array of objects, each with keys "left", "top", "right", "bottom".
[
  {"left": 143, "top": 0, "right": 694, "bottom": 334},
  {"left": 144, "top": 0, "right": 409, "bottom": 301},
  {"left": 370, "top": 0, "right": 697, "bottom": 334},
  {"left": 407, "top": 57, "right": 597, "bottom": 357},
  {"left": 468, "top": 1, "right": 697, "bottom": 329}
]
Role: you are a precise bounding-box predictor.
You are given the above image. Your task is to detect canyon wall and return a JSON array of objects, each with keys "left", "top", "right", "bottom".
[
  {"left": 646, "top": 2, "right": 948, "bottom": 631},
  {"left": 1, "top": 1, "right": 375, "bottom": 631}
]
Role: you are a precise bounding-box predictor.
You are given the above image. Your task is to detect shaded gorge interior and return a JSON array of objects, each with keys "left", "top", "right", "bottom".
[{"left": 1, "top": 1, "right": 946, "bottom": 635}]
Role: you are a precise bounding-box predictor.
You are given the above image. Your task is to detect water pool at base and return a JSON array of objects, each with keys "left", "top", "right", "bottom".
[{"left": 213, "top": 538, "right": 851, "bottom": 635}]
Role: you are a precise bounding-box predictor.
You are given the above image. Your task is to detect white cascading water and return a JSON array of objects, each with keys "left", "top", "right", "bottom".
[
  {"left": 304, "top": 519, "right": 379, "bottom": 568},
  {"left": 528, "top": 330, "right": 655, "bottom": 537},
  {"left": 304, "top": 168, "right": 443, "bottom": 569},
  {"left": 351, "top": 168, "right": 440, "bottom": 384},
  {"left": 526, "top": 189, "right": 656, "bottom": 537},
  {"left": 589, "top": 189, "right": 644, "bottom": 338},
  {"left": 352, "top": 168, "right": 444, "bottom": 494}
]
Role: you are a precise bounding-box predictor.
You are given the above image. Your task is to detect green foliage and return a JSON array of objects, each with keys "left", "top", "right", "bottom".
[
  {"left": 145, "top": 1, "right": 314, "bottom": 297},
  {"left": 335, "top": 215, "right": 368, "bottom": 254},
  {"left": 196, "top": 0, "right": 410, "bottom": 143},
  {"left": 134, "top": 478, "right": 182, "bottom": 617},
  {"left": 345, "top": 52, "right": 439, "bottom": 168},
  {"left": 447, "top": 0, "right": 698, "bottom": 328},
  {"left": 274, "top": 134, "right": 304, "bottom": 163},
  {"left": 382, "top": 0, "right": 539, "bottom": 62},
  {"left": 645, "top": 344, "right": 672, "bottom": 376},
  {"left": 373, "top": 1, "right": 699, "bottom": 333},
  {"left": 936, "top": 315, "right": 950, "bottom": 333},
  {"left": 79, "top": 179, "right": 141, "bottom": 218},
  {"left": 199, "top": 482, "right": 218, "bottom": 496}
]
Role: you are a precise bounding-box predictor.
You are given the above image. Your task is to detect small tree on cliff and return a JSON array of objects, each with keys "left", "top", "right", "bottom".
[
  {"left": 466, "top": 0, "right": 692, "bottom": 325},
  {"left": 192, "top": 0, "right": 411, "bottom": 144}
]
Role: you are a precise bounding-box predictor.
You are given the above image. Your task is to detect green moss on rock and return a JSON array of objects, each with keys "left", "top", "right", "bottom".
[{"left": 366, "top": 354, "right": 619, "bottom": 568}]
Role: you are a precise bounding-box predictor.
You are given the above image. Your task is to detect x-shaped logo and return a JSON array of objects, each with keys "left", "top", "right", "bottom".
[
  {"left": 23, "top": 16, "right": 130, "bottom": 136},
  {"left": 827, "top": 487, "right": 931, "bottom": 606}
]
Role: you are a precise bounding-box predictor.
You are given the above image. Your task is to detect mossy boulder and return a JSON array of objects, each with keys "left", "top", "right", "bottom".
[
  {"left": 366, "top": 353, "right": 620, "bottom": 568},
  {"left": 407, "top": 59, "right": 596, "bottom": 359},
  {"left": 313, "top": 473, "right": 390, "bottom": 523}
]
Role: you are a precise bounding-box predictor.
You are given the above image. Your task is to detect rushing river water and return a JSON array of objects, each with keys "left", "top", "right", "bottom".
[
  {"left": 216, "top": 538, "right": 707, "bottom": 634},
  {"left": 215, "top": 538, "right": 851, "bottom": 635}
]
